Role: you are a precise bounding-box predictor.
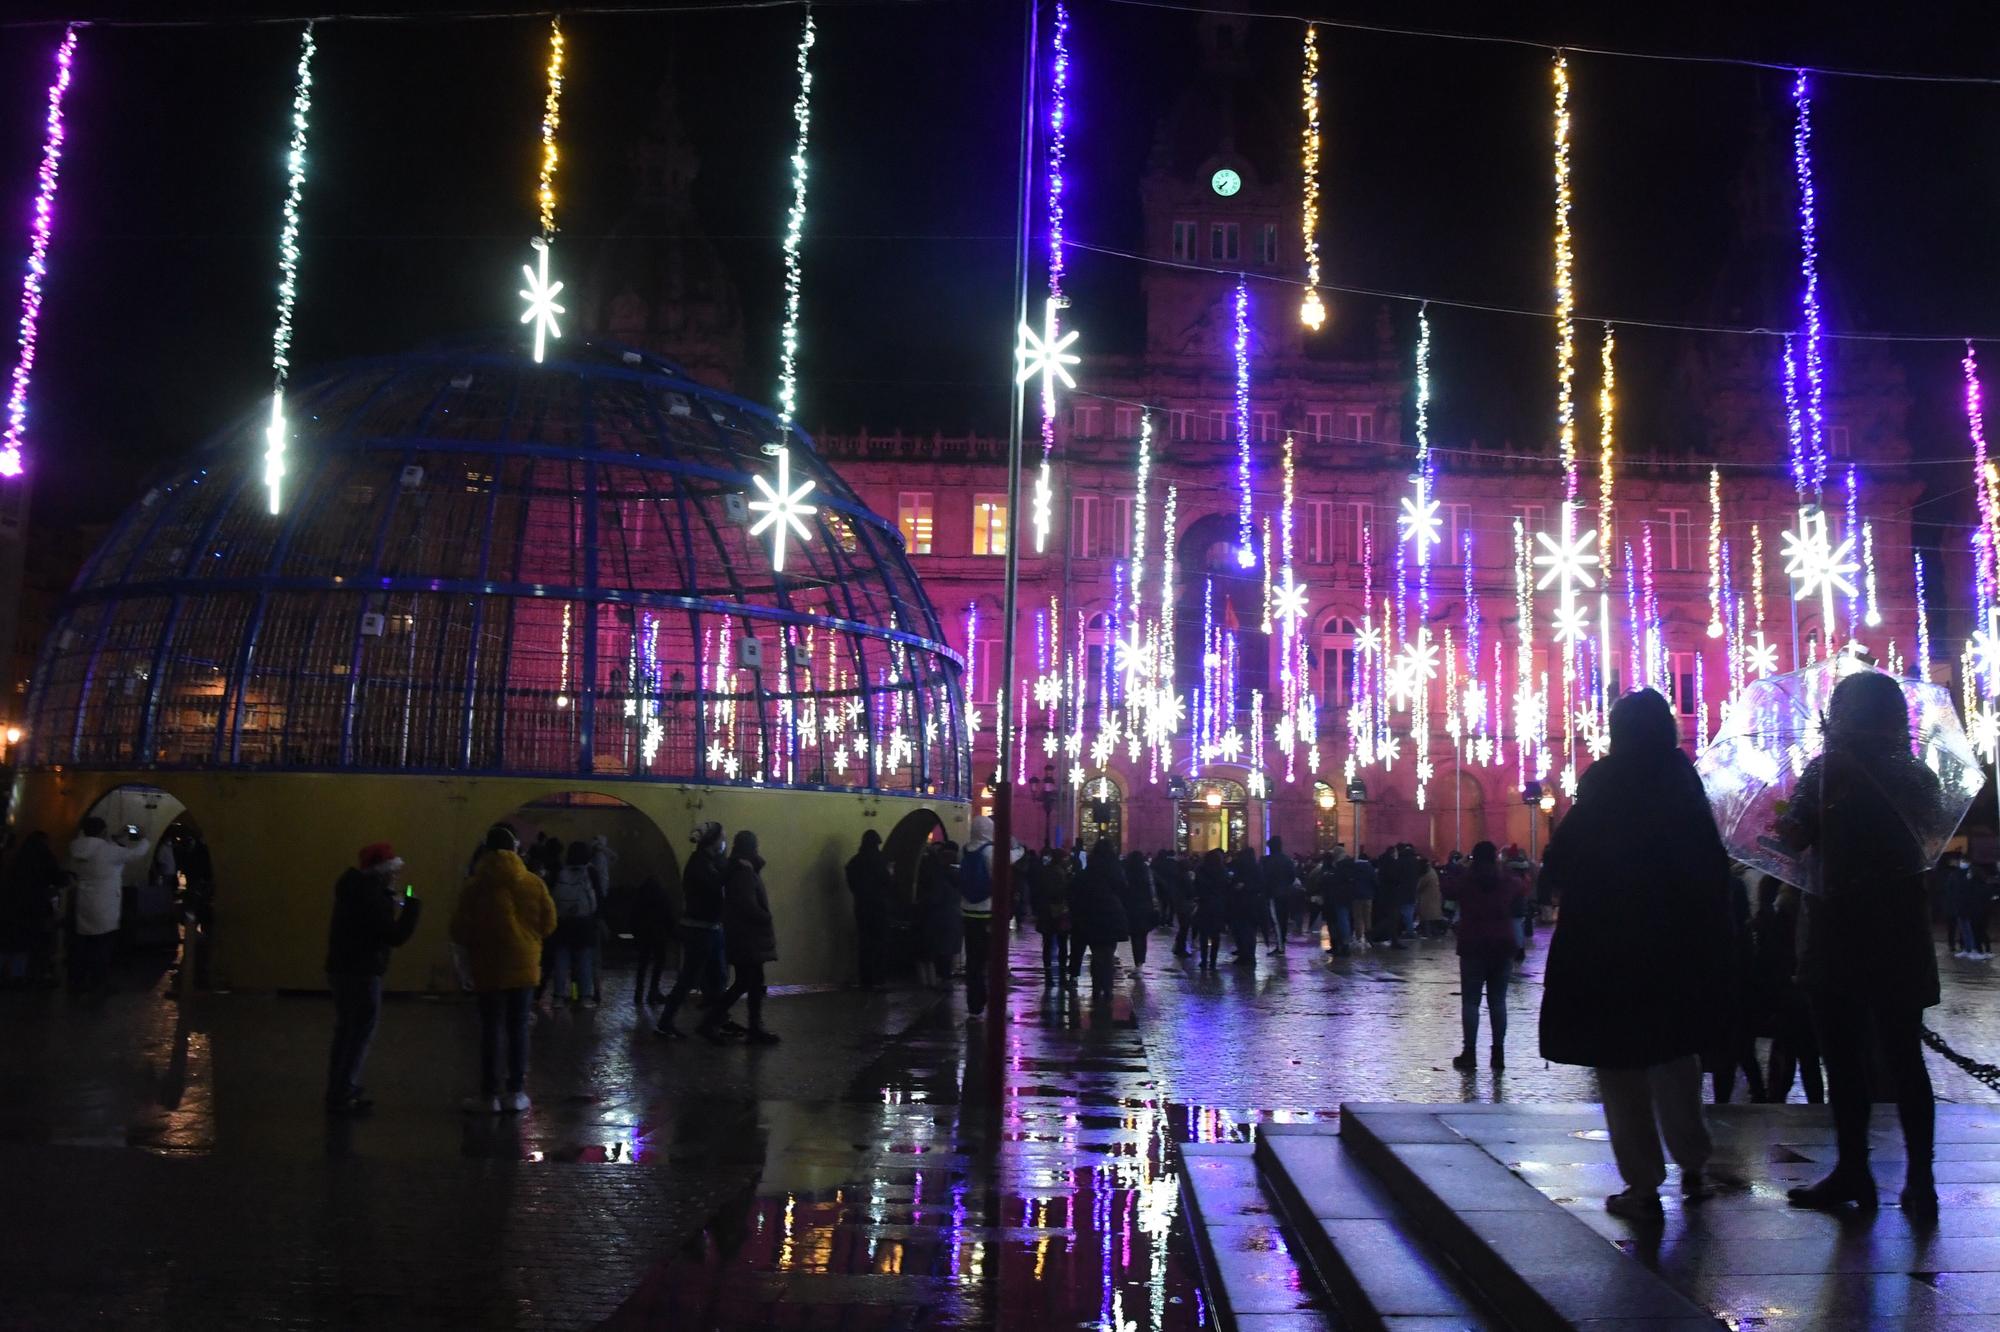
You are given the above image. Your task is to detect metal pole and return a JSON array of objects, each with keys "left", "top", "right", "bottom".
[{"left": 985, "top": 0, "right": 1038, "bottom": 1116}]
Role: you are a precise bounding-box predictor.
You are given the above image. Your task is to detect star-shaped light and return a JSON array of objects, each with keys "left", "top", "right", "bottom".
[
  {"left": 519, "top": 236, "right": 566, "bottom": 364},
  {"left": 1398, "top": 488, "right": 1442, "bottom": 559},
  {"left": 1551, "top": 600, "right": 1592, "bottom": 645},
  {"left": 748, "top": 445, "right": 818, "bottom": 573},
  {"left": 1965, "top": 706, "right": 1998, "bottom": 766},
  {"left": 1270, "top": 575, "right": 1310, "bottom": 627},
  {"left": 831, "top": 746, "right": 849, "bottom": 775},
  {"left": 1397, "top": 635, "right": 1439, "bottom": 683},
  {"left": 1386, "top": 662, "right": 1417, "bottom": 710},
  {"left": 1014, "top": 295, "right": 1081, "bottom": 405},
  {"left": 1380, "top": 734, "right": 1402, "bottom": 768},
  {"left": 1042, "top": 733, "right": 1059, "bottom": 757},
  {"left": 1415, "top": 758, "right": 1434, "bottom": 784},
  {"left": 1972, "top": 610, "right": 2000, "bottom": 692},
  {"left": 1781, "top": 505, "right": 1859, "bottom": 631},
  {"left": 1218, "top": 728, "right": 1244, "bottom": 762},
  {"left": 705, "top": 740, "right": 725, "bottom": 769},
  {"left": 1068, "top": 763, "right": 1086, "bottom": 788},
  {"left": 1534, "top": 505, "right": 1600, "bottom": 597},
  {"left": 1462, "top": 683, "right": 1486, "bottom": 722},
  {"left": 1561, "top": 764, "right": 1579, "bottom": 798},
  {"left": 1356, "top": 623, "right": 1382, "bottom": 657},
  {"left": 1090, "top": 732, "right": 1114, "bottom": 767},
  {"left": 1586, "top": 727, "right": 1611, "bottom": 761},
  {"left": 1034, "top": 675, "right": 1061, "bottom": 708},
  {"left": 1248, "top": 770, "right": 1268, "bottom": 798},
  {"left": 965, "top": 705, "right": 982, "bottom": 735},
  {"left": 1064, "top": 731, "right": 1083, "bottom": 759},
  {"left": 1475, "top": 735, "right": 1495, "bottom": 765},
  {"left": 924, "top": 718, "right": 938, "bottom": 745},
  {"left": 1743, "top": 635, "right": 1778, "bottom": 678},
  {"left": 722, "top": 753, "right": 740, "bottom": 779}
]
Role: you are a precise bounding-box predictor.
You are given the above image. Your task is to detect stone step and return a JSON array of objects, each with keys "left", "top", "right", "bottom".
[
  {"left": 1339, "top": 1104, "right": 1723, "bottom": 1331},
  {"left": 1255, "top": 1123, "right": 1502, "bottom": 1332},
  {"left": 1180, "top": 1140, "right": 1342, "bottom": 1331}
]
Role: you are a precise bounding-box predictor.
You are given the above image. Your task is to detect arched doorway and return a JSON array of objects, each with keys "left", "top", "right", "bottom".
[
  {"left": 82, "top": 784, "right": 200, "bottom": 956},
  {"left": 494, "top": 792, "right": 681, "bottom": 942},
  {"left": 1312, "top": 780, "right": 1341, "bottom": 852},
  {"left": 883, "top": 807, "right": 947, "bottom": 911},
  {"left": 1077, "top": 772, "right": 1123, "bottom": 852},
  {"left": 1177, "top": 775, "right": 1248, "bottom": 855}
]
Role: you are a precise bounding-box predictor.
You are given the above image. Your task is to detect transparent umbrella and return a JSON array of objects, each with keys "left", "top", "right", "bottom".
[{"left": 1696, "top": 656, "right": 1985, "bottom": 891}]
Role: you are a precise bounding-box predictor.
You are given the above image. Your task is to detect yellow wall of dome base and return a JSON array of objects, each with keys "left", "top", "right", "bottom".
[{"left": 14, "top": 770, "right": 967, "bottom": 993}]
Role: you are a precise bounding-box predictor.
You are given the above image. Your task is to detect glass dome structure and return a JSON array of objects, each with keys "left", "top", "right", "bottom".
[{"left": 25, "top": 337, "right": 968, "bottom": 798}]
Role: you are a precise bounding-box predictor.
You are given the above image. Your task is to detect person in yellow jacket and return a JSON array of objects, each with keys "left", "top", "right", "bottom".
[{"left": 451, "top": 825, "right": 556, "bottom": 1114}]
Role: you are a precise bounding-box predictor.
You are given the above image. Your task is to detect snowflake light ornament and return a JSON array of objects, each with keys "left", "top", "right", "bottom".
[
  {"left": 1034, "top": 675, "right": 1061, "bottom": 708},
  {"left": 1270, "top": 575, "right": 1310, "bottom": 627},
  {"left": 831, "top": 747, "right": 849, "bottom": 775},
  {"left": 1398, "top": 486, "right": 1443, "bottom": 559},
  {"left": 705, "top": 740, "right": 725, "bottom": 769},
  {"left": 1397, "top": 635, "right": 1439, "bottom": 683},
  {"left": 1064, "top": 731, "right": 1084, "bottom": 759},
  {"left": 519, "top": 236, "right": 566, "bottom": 363},
  {"left": 1781, "top": 505, "right": 1859, "bottom": 636},
  {"left": 1972, "top": 609, "right": 2000, "bottom": 695},
  {"left": 1014, "top": 294, "right": 1081, "bottom": 404},
  {"left": 1534, "top": 501, "right": 1599, "bottom": 641},
  {"left": 1356, "top": 623, "right": 1382, "bottom": 657},
  {"left": 748, "top": 445, "right": 818, "bottom": 573},
  {"left": 1068, "top": 763, "right": 1086, "bottom": 788},
  {"left": 1218, "top": 729, "right": 1244, "bottom": 762},
  {"left": 1743, "top": 634, "right": 1779, "bottom": 679}
]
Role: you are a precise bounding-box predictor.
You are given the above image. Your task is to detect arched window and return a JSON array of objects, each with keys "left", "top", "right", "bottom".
[
  {"left": 1319, "top": 615, "right": 1360, "bottom": 710},
  {"left": 1078, "top": 772, "right": 1123, "bottom": 853},
  {"left": 1084, "top": 612, "right": 1112, "bottom": 707}
]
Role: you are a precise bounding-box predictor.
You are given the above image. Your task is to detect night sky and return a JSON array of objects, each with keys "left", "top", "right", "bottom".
[{"left": 0, "top": 0, "right": 1994, "bottom": 534}]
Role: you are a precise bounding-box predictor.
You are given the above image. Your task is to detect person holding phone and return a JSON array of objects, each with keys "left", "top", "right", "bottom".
[{"left": 323, "top": 842, "right": 423, "bottom": 1116}]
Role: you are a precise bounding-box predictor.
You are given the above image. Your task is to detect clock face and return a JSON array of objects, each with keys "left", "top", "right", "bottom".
[{"left": 1210, "top": 167, "right": 1242, "bottom": 198}]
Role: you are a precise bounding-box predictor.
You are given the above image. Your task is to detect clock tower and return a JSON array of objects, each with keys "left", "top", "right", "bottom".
[{"left": 1137, "top": 15, "right": 1303, "bottom": 363}]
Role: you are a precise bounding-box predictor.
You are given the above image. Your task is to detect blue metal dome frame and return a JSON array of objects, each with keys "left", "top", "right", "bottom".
[{"left": 25, "top": 336, "right": 969, "bottom": 799}]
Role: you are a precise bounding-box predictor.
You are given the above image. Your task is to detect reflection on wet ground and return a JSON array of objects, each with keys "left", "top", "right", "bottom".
[{"left": 6, "top": 925, "right": 2000, "bottom": 1328}]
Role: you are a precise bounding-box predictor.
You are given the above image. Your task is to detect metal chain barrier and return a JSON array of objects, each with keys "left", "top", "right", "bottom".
[{"left": 1922, "top": 1024, "right": 2000, "bottom": 1097}]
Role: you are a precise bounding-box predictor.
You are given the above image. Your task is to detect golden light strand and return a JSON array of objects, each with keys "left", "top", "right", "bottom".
[
  {"left": 1298, "top": 24, "right": 1325, "bottom": 330},
  {"left": 1551, "top": 54, "right": 1577, "bottom": 499},
  {"left": 537, "top": 17, "right": 564, "bottom": 239}
]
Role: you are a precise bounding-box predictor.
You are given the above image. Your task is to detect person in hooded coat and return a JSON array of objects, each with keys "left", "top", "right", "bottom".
[
  {"left": 845, "top": 830, "right": 894, "bottom": 989},
  {"left": 545, "top": 840, "right": 601, "bottom": 1011},
  {"left": 656, "top": 822, "right": 728, "bottom": 1039},
  {"left": 1539, "top": 689, "right": 1733, "bottom": 1221},
  {"left": 918, "top": 840, "right": 964, "bottom": 989},
  {"left": 1779, "top": 669, "right": 1945, "bottom": 1217},
  {"left": 698, "top": 829, "right": 781, "bottom": 1044},
  {"left": 1451, "top": 841, "right": 1528, "bottom": 1070},
  {"left": 1120, "top": 851, "right": 1158, "bottom": 970},
  {"left": 1069, "top": 838, "right": 1130, "bottom": 989},
  {"left": 1226, "top": 848, "right": 1263, "bottom": 966},
  {"left": 451, "top": 825, "right": 558, "bottom": 1113}
]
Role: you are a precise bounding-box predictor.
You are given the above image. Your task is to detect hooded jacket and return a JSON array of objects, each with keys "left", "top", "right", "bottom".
[
  {"left": 722, "top": 853, "right": 777, "bottom": 964},
  {"left": 449, "top": 849, "right": 557, "bottom": 991}
]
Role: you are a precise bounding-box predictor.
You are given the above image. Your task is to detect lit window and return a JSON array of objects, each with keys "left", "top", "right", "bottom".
[
  {"left": 897, "top": 491, "right": 934, "bottom": 555},
  {"left": 1320, "top": 616, "right": 1361, "bottom": 708},
  {"left": 1172, "top": 221, "right": 1195, "bottom": 262},
  {"left": 972, "top": 494, "right": 1007, "bottom": 556}
]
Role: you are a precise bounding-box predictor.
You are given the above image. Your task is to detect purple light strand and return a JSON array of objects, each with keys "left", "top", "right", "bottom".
[
  {"left": 1966, "top": 344, "right": 1997, "bottom": 609},
  {"left": 1046, "top": 2, "right": 1068, "bottom": 306},
  {"left": 1844, "top": 466, "right": 1861, "bottom": 634},
  {"left": 0, "top": 25, "right": 79, "bottom": 479},
  {"left": 1233, "top": 278, "right": 1254, "bottom": 567},
  {"left": 1915, "top": 550, "right": 1931, "bottom": 675},
  {"left": 1791, "top": 70, "right": 1828, "bottom": 497}
]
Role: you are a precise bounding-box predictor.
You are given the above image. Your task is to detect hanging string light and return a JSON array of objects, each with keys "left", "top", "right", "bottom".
[
  {"left": 1128, "top": 411, "right": 1151, "bottom": 706},
  {"left": 1030, "top": 0, "right": 1072, "bottom": 553},
  {"left": 1233, "top": 277, "right": 1254, "bottom": 567},
  {"left": 1298, "top": 23, "right": 1325, "bottom": 331},
  {"left": 1596, "top": 325, "right": 1616, "bottom": 560},
  {"left": 1706, "top": 467, "right": 1724, "bottom": 638},
  {"left": 1843, "top": 467, "right": 1863, "bottom": 636},
  {"left": 1965, "top": 345, "right": 2000, "bottom": 611},
  {"left": 1862, "top": 521, "right": 1881, "bottom": 629},
  {"left": 517, "top": 18, "right": 567, "bottom": 365},
  {"left": 776, "top": 10, "right": 817, "bottom": 432},
  {"left": 1790, "top": 69, "right": 1829, "bottom": 499},
  {"left": 1915, "top": 550, "right": 1932, "bottom": 679},
  {"left": 262, "top": 23, "right": 317, "bottom": 515},
  {"left": 1551, "top": 53, "right": 1578, "bottom": 499},
  {"left": 0, "top": 24, "right": 80, "bottom": 480}
]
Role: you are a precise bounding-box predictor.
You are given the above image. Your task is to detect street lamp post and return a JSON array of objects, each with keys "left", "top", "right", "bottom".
[{"left": 1027, "top": 762, "right": 1059, "bottom": 849}]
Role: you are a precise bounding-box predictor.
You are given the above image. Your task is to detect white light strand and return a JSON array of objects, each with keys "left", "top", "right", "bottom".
[
  {"left": 517, "top": 18, "right": 566, "bottom": 364},
  {"left": 1298, "top": 23, "right": 1324, "bottom": 330},
  {"left": 776, "top": 9, "right": 817, "bottom": 433},
  {"left": 263, "top": 21, "right": 316, "bottom": 515}
]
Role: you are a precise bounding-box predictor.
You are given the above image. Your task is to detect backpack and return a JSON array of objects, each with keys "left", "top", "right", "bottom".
[{"left": 960, "top": 842, "right": 993, "bottom": 905}]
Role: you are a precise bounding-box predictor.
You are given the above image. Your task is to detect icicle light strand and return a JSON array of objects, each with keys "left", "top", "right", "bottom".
[
  {"left": 1031, "top": 0, "right": 1071, "bottom": 552},
  {"left": 1551, "top": 53, "right": 1577, "bottom": 498},
  {"left": 537, "top": 17, "right": 563, "bottom": 238},
  {"left": 0, "top": 24, "right": 79, "bottom": 480},
  {"left": 1597, "top": 324, "right": 1615, "bottom": 565},
  {"left": 1298, "top": 23, "right": 1324, "bottom": 330},
  {"left": 777, "top": 10, "right": 816, "bottom": 433},
  {"left": 1791, "top": 69, "right": 1828, "bottom": 497},
  {"left": 263, "top": 21, "right": 316, "bottom": 515},
  {"left": 1233, "top": 277, "right": 1254, "bottom": 567}
]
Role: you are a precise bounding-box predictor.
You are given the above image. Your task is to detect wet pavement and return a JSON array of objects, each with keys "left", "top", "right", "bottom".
[{"left": 5, "top": 922, "right": 2000, "bottom": 1329}]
